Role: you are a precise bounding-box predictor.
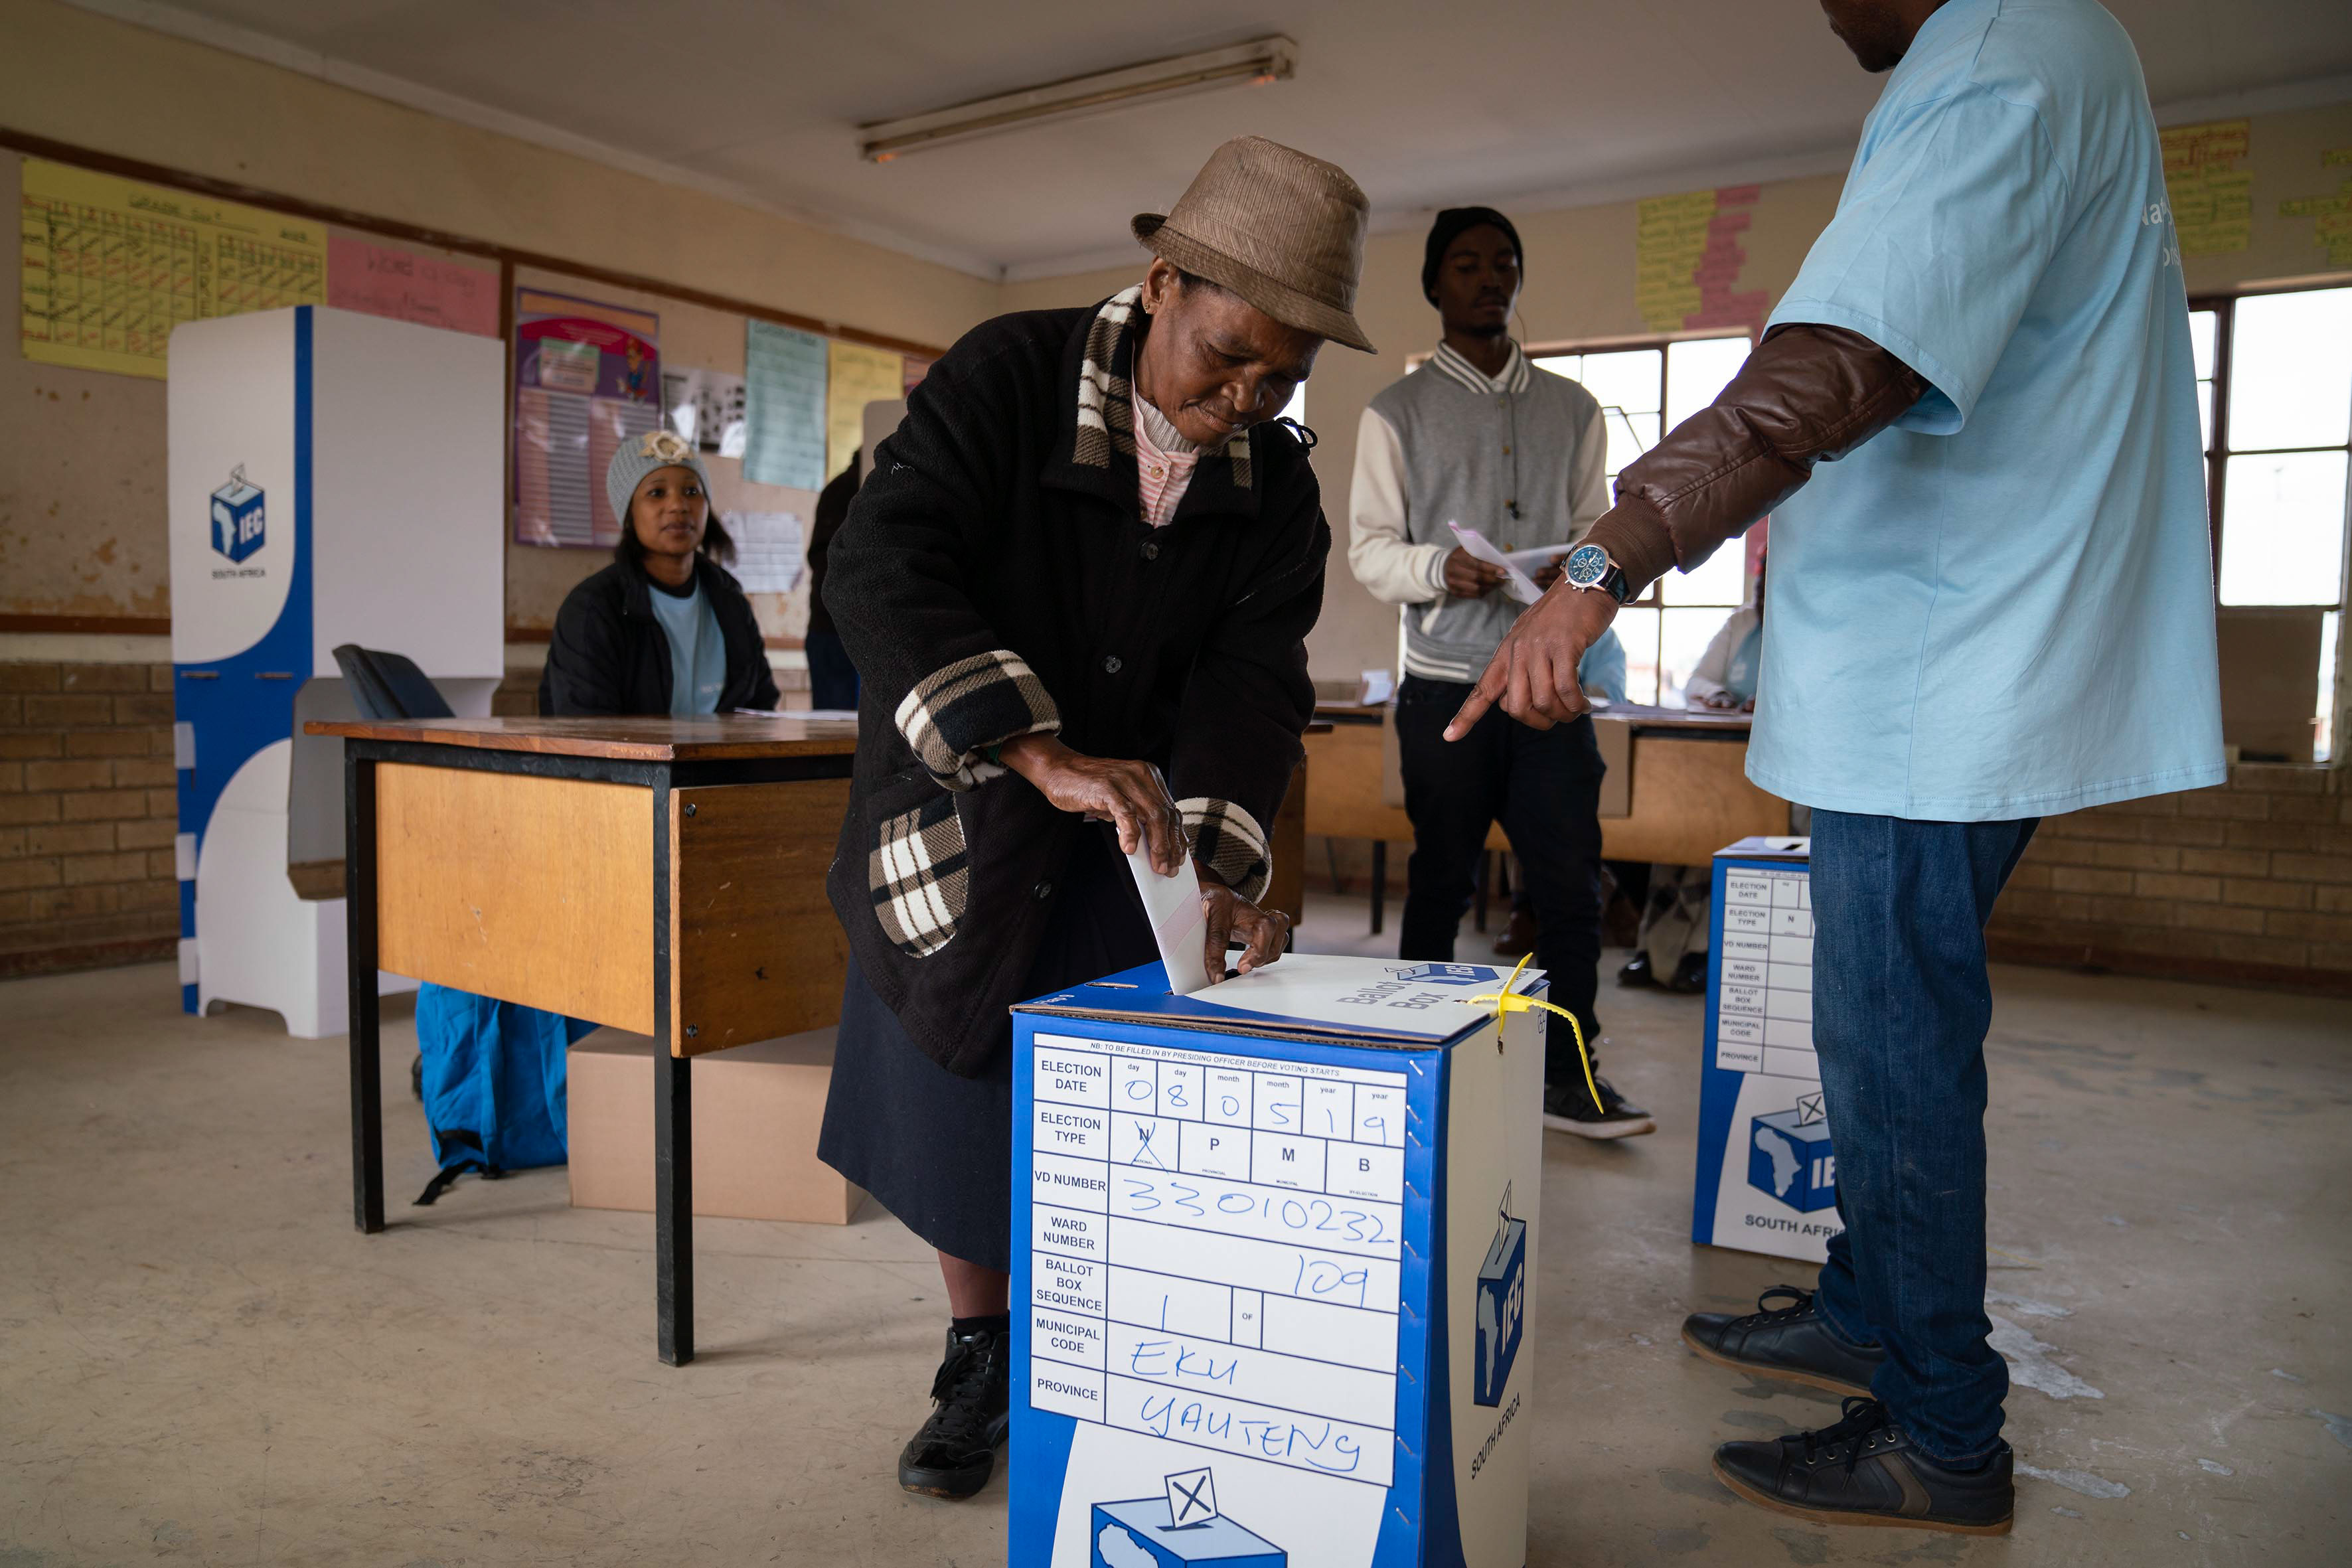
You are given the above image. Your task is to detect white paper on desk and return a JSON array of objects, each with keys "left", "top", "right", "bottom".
[
  {"left": 733, "top": 707, "right": 860, "bottom": 720},
  {"left": 1447, "top": 522, "right": 1544, "bottom": 605},
  {"left": 1128, "top": 842, "right": 1212, "bottom": 995}
]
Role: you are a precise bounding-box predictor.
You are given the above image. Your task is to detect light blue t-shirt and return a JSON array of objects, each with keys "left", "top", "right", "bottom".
[
  {"left": 1747, "top": 0, "right": 2224, "bottom": 821},
  {"left": 1579, "top": 627, "right": 1627, "bottom": 706},
  {"left": 647, "top": 579, "right": 727, "bottom": 716}
]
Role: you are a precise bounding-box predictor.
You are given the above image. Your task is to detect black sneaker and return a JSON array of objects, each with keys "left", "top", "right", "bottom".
[
  {"left": 1542, "top": 1075, "right": 1654, "bottom": 1138},
  {"left": 897, "top": 1320, "right": 1010, "bottom": 1500},
  {"left": 1682, "top": 1285, "right": 1887, "bottom": 1398},
  {"left": 1616, "top": 951, "right": 1658, "bottom": 988},
  {"left": 1713, "top": 1397, "right": 2014, "bottom": 1535}
]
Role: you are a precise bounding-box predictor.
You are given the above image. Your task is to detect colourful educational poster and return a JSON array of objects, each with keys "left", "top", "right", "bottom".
[
  {"left": 2278, "top": 147, "right": 2352, "bottom": 268},
  {"left": 1634, "top": 185, "right": 1768, "bottom": 335},
  {"left": 744, "top": 320, "right": 828, "bottom": 491},
  {"left": 827, "top": 339, "right": 904, "bottom": 482},
  {"left": 512, "top": 287, "right": 661, "bottom": 548},
  {"left": 326, "top": 235, "right": 499, "bottom": 337},
  {"left": 18, "top": 157, "right": 327, "bottom": 379},
  {"left": 2161, "top": 119, "right": 2253, "bottom": 256}
]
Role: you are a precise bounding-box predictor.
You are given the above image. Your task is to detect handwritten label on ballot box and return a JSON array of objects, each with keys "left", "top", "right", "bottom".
[{"left": 1012, "top": 953, "right": 1546, "bottom": 1568}]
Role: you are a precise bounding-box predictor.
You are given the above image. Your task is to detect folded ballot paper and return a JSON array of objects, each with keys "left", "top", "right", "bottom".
[
  {"left": 1128, "top": 842, "right": 1212, "bottom": 995},
  {"left": 1446, "top": 522, "right": 1544, "bottom": 605}
]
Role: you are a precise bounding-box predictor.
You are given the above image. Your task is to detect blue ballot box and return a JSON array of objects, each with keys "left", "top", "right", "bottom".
[
  {"left": 1691, "top": 838, "right": 1846, "bottom": 1262},
  {"left": 1012, "top": 955, "right": 1547, "bottom": 1568},
  {"left": 209, "top": 469, "right": 267, "bottom": 563}
]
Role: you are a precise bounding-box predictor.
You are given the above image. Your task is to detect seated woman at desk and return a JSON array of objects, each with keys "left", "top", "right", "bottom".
[
  {"left": 816, "top": 137, "right": 1373, "bottom": 1503},
  {"left": 1682, "top": 556, "right": 1765, "bottom": 712},
  {"left": 539, "top": 430, "right": 781, "bottom": 716}
]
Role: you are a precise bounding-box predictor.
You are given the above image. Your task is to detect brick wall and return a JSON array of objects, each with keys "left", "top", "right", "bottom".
[
  {"left": 0, "top": 661, "right": 181, "bottom": 979},
  {"left": 1989, "top": 763, "right": 2352, "bottom": 993}
]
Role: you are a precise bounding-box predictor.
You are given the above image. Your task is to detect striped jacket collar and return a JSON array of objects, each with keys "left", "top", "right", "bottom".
[
  {"left": 1429, "top": 338, "right": 1531, "bottom": 396},
  {"left": 1055, "top": 285, "right": 1255, "bottom": 515}
]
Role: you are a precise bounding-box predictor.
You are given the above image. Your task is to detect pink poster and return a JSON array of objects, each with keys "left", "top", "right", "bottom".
[{"left": 327, "top": 235, "right": 501, "bottom": 338}]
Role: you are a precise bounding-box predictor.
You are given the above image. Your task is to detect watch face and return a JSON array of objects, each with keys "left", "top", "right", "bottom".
[{"left": 1563, "top": 543, "right": 1610, "bottom": 587}]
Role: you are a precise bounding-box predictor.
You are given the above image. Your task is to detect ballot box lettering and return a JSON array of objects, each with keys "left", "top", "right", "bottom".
[
  {"left": 1692, "top": 839, "right": 1847, "bottom": 1263},
  {"left": 1013, "top": 955, "right": 1545, "bottom": 1568}
]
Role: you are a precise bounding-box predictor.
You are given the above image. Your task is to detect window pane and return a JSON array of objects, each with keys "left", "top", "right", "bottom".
[
  {"left": 1662, "top": 534, "right": 1749, "bottom": 605},
  {"left": 1575, "top": 349, "right": 1664, "bottom": 420},
  {"left": 1660, "top": 608, "right": 1733, "bottom": 708},
  {"left": 2226, "top": 287, "right": 2352, "bottom": 452},
  {"left": 1603, "top": 410, "right": 1660, "bottom": 480},
  {"left": 2217, "top": 450, "right": 2349, "bottom": 606},
  {"left": 2199, "top": 382, "right": 2214, "bottom": 453},
  {"left": 1612, "top": 607, "right": 1660, "bottom": 706},
  {"left": 2188, "top": 308, "right": 2216, "bottom": 383},
  {"left": 1666, "top": 336, "right": 1751, "bottom": 427}
]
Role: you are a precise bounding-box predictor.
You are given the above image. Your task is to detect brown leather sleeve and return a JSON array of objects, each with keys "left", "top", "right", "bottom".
[{"left": 1579, "top": 324, "right": 1930, "bottom": 593}]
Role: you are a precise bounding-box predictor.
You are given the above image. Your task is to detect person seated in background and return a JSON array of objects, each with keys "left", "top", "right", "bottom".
[
  {"left": 539, "top": 430, "right": 781, "bottom": 716},
  {"left": 1619, "top": 556, "right": 1766, "bottom": 992},
  {"left": 1684, "top": 554, "right": 1765, "bottom": 712}
]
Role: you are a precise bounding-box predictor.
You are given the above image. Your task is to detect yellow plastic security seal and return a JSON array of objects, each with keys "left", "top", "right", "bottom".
[{"left": 1459, "top": 953, "right": 1603, "bottom": 1112}]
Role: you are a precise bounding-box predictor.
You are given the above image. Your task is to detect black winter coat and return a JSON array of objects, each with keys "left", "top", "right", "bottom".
[
  {"left": 539, "top": 554, "right": 782, "bottom": 716},
  {"left": 823, "top": 290, "right": 1326, "bottom": 1075}
]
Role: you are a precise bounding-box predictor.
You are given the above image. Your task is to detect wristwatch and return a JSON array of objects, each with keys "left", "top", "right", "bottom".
[{"left": 1561, "top": 542, "right": 1636, "bottom": 604}]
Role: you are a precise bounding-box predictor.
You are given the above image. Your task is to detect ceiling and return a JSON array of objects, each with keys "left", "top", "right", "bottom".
[{"left": 74, "top": 0, "right": 2352, "bottom": 279}]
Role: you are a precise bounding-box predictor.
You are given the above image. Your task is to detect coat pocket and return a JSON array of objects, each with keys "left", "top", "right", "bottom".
[{"left": 866, "top": 771, "right": 969, "bottom": 958}]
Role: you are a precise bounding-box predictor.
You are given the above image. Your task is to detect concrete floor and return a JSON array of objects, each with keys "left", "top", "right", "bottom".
[{"left": 1, "top": 895, "right": 2346, "bottom": 1567}]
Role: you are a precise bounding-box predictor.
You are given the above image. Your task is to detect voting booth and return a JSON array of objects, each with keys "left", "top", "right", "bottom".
[
  {"left": 1691, "top": 838, "right": 1843, "bottom": 1263},
  {"left": 167, "top": 305, "right": 504, "bottom": 1036},
  {"left": 1010, "top": 955, "right": 1546, "bottom": 1568}
]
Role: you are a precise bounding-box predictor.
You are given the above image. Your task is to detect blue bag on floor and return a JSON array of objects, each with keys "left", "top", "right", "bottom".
[{"left": 412, "top": 982, "right": 599, "bottom": 1206}]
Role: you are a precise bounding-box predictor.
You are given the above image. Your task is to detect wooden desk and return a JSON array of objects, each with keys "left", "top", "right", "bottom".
[
  {"left": 307, "top": 714, "right": 858, "bottom": 1366},
  {"left": 1302, "top": 702, "right": 1788, "bottom": 928}
]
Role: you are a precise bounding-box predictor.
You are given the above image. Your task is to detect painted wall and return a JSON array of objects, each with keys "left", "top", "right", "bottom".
[
  {"left": 0, "top": 0, "right": 996, "bottom": 631},
  {"left": 1004, "top": 100, "right": 2352, "bottom": 684}
]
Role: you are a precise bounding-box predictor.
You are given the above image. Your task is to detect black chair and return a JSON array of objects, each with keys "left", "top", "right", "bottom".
[
  {"left": 331, "top": 643, "right": 453, "bottom": 721},
  {"left": 331, "top": 645, "right": 449, "bottom": 1100}
]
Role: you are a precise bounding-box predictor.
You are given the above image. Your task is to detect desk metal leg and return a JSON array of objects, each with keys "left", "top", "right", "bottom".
[
  {"left": 651, "top": 774, "right": 692, "bottom": 1366},
  {"left": 1370, "top": 840, "right": 1387, "bottom": 936},
  {"left": 346, "top": 751, "right": 384, "bottom": 1233},
  {"left": 655, "top": 1050, "right": 692, "bottom": 1366}
]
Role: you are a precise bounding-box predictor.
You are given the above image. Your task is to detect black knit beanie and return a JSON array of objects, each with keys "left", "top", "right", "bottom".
[{"left": 1423, "top": 206, "right": 1524, "bottom": 304}]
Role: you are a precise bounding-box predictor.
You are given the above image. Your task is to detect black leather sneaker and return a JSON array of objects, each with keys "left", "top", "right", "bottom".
[
  {"left": 1542, "top": 1075, "right": 1655, "bottom": 1138},
  {"left": 897, "top": 1320, "right": 1010, "bottom": 1500},
  {"left": 1713, "top": 1397, "right": 2014, "bottom": 1535},
  {"left": 1682, "top": 1285, "right": 1887, "bottom": 1397}
]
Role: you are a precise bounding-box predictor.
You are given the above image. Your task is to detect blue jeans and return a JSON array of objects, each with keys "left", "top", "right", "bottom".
[{"left": 1806, "top": 809, "right": 2039, "bottom": 1464}]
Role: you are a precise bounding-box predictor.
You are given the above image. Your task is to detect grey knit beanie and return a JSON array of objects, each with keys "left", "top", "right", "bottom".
[{"left": 605, "top": 429, "right": 714, "bottom": 533}]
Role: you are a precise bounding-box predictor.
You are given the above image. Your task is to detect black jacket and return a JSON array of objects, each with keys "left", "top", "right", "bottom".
[
  {"left": 824, "top": 292, "right": 1325, "bottom": 1075},
  {"left": 539, "top": 554, "right": 782, "bottom": 716},
  {"left": 806, "top": 454, "right": 858, "bottom": 639}
]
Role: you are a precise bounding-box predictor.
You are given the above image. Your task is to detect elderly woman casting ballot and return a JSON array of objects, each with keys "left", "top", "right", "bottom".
[{"left": 815, "top": 137, "right": 1377, "bottom": 1502}]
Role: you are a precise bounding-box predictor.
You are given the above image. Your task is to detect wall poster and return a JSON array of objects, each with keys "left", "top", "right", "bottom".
[{"left": 512, "top": 287, "right": 661, "bottom": 548}]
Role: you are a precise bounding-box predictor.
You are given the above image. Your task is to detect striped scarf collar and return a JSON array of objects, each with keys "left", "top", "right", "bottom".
[
  {"left": 1430, "top": 337, "right": 1531, "bottom": 396},
  {"left": 1075, "top": 285, "right": 1252, "bottom": 493}
]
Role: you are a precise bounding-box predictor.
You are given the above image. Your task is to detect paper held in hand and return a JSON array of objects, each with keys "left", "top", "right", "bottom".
[
  {"left": 1448, "top": 521, "right": 1544, "bottom": 605},
  {"left": 1126, "top": 842, "right": 1212, "bottom": 996}
]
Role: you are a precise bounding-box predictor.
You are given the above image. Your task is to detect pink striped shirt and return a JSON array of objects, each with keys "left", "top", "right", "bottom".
[{"left": 1133, "top": 395, "right": 1202, "bottom": 529}]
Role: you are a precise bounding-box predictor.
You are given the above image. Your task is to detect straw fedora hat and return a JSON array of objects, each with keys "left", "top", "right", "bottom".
[{"left": 1133, "top": 136, "right": 1376, "bottom": 354}]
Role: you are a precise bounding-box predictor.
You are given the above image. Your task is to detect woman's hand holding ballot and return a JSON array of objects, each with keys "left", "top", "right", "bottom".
[
  {"left": 1444, "top": 577, "right": 1618, "bottom": 738},
  {"left": 1000, "top": 734, "right": 1188, "bottom": 875}
]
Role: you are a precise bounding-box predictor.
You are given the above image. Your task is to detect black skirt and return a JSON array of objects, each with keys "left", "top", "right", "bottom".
[{"left": 818, "top": 824, "right": 1154, "bottom": 1269}]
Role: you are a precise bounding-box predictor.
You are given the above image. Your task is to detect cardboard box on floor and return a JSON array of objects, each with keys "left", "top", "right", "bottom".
[{"left": 568, "top": 1028, "right": 862, "bottom": 1224}]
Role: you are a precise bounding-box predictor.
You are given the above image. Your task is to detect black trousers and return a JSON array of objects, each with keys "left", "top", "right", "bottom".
[{"left": 1394, "top": 675, "right": 1605, "bottom": 1081}]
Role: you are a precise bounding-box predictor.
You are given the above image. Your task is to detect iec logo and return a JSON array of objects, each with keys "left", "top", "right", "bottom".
[
  {"left": 1387, "top": 962, "right": 1500, "bottom": 986},
  {"left": 209, "top": 466, "right": 266, "bottom": 564},
  {"left": 1473, "top": 1184, "right": 1527, "bottom": 1407},
  {"left": 1747, "top": 1095, "right": 1837, "bottom": 1213}
]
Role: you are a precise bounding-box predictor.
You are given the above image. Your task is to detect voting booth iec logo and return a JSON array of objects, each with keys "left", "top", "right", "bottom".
[
  {"left": 209, "top": 467, "right": 266, "bottom": 563},
  {"left": 1747, "top": 1093, "right": 1837, "bottom": 1214},
  {"left": 1474, "top": 1186, "right": 1528, "bottom": 1407}
]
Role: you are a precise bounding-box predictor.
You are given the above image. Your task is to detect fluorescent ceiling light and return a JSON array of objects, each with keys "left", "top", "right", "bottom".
[{"left": 860, "top": 37, "right": 1297, "bottom": 163}]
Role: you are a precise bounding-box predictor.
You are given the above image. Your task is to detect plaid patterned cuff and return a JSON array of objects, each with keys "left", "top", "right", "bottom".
[
  {"left": 894, "top": 649, "right": 1061, "bottom": 791},
  {"left": 1178, "top": 797, "right": 1271, "bottom": 905},
  {"left": 870, "top": 793, "right": 968, "bottom": 957}
]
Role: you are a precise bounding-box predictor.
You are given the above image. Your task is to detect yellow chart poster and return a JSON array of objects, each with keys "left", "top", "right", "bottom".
[
  {"left": 19, "top": 158, "right": 328, "bottom": 379},
  {"left": 826, "top": 339, "right": 903, "bottom": 483},
  {"left": 2161, "top": 119, "right": 2252, "bottom": 257}
]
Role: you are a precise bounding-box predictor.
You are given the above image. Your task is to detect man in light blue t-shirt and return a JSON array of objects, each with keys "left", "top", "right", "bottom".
[{"left": 1449, "top": 0, "right": 2223, "bottom": 1535}]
